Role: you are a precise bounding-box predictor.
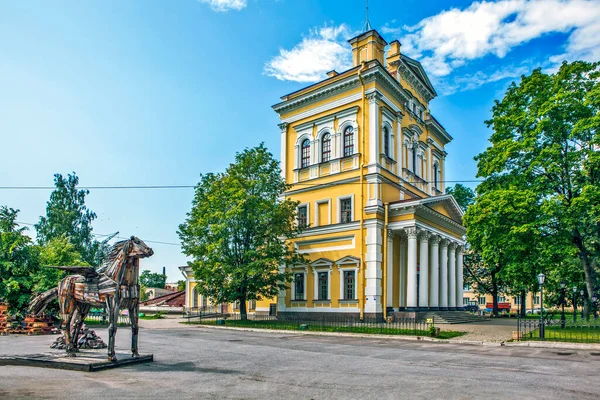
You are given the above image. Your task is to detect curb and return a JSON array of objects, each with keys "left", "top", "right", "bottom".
[{"left": 191, "top": 324, "right": 600, "bottom": 350}]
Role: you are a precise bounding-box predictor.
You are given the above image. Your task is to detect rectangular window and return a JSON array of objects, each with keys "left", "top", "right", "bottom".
[
  {"left": 344, "top": 270, "right": 355, "bottom": 300},
  {"left": 498, "top": 296, "right": 506, "bottom": 303},
  {"left": 463, "top": 297, "right": 470, "bottom": 305},
  {"left": 534, "top": 296, "right": 540, "bottom": 305},
  {"left": 294, "top": 273, "right": 304, "bottom": 301},
  {"left": 340, "top": 198, "right": 352, "bottom": 224},
  {"left": 318, "top": 272, "right": 328, "bottom": 300},
  {"left": 514, "top": 297, "right": 521, "bottom": 305},
  {"left": 248, "top": 300, "right": 256, "bottom": 310},
  {"left": 463, "top": 283, "right": 471, "bottom": 291},
  {"left": 478, "top": 297, "right": 486, "bottom": 305},
  {"left": 297, "top": 205, "right": 307, "bottom": 227}
]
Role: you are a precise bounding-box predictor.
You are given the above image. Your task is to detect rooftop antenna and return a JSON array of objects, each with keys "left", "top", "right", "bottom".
[{"left": 363, "top": 0, "right": 373, "bottom": 32}]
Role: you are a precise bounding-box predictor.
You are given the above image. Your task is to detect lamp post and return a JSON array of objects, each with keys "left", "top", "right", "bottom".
[
  {"left": 593, "top": 295, "right": 598, "bottom": 320},
  {"left": 538, "top": 273, "right": 545, "bottom": 340},
  {"left": 580, "top": 289, "right": 585, "bottom": 321},
  {"left": 573, "top": 287, "right": 578, "bottom": 323},
  {"left": 560, "top": 282, "right": 566, "bottom": 329}
]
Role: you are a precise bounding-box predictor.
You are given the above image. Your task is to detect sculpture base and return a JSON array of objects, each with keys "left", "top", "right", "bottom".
[{"left": 0, "top": 351, "right": 153, "bottom": 372}]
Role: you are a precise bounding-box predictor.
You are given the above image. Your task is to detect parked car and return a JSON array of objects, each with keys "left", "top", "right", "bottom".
[
  {"left": 525, "top": 307, "right": 548, "bottom": 315},
  {"left": 463, "top": 305, "right": 480, "bottom": 313}
]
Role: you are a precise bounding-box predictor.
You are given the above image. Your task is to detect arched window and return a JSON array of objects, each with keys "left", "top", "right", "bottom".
[
  {"left": 301, "top": 138, "right": 310, "bottom": 168},
  {"left": 321, "top": 133, "right": 331, "bottom": 162},
  {"left": 383, "top": 127, "right": 390, "bottom": 157},
  {"left": 343, "top": 126, "right": 354, "bottom": 157},
  {"left": 433, "top": 162, "right": 439, "bottom": 189}
]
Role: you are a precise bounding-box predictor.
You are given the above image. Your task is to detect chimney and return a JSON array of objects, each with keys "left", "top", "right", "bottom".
[
  {"left": 162, "top": 266, "right": 166, "bottom": 276},
  {"left": 326, "top": 70, "right": 339, "bottom": 78}
]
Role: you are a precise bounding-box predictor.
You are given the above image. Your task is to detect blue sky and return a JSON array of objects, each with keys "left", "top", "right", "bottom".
[{"left": 1, "top": 0, "right": 598, "bottom": 281}]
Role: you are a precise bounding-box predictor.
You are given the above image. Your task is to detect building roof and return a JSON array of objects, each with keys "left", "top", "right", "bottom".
[{"left": 140, "top": 290, "right": 186, "bottom": 307}]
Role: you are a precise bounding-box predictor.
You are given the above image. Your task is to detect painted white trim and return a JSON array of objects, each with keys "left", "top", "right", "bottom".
[
  {"left": 314, "top": 198, "right": 331, "bottom": 227},
  {"left": 294, "top": 220, "right": 360, "bottom": 237},
  {"left": 312, "top": 265, "right": 332, "bottom": 301},
  {"left": 338, "top": 265, "right": 359, "bottom": 300},
  {"left": 291, "top": 268, "right": 307, "bottom": 301},
  {"left": 294, "top": 235, "right": 356, "bottom": 254},
  {"left": 280, "top": 307, "right": 359, "bottom": 313},
  {"left": 280, "top": 93, "right": 362, "bottom": 124}
]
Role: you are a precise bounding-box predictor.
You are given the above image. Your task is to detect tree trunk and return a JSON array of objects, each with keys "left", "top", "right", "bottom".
[
  {"left": 520, "top": 291, "right": 526, "bottom": 318},
  {"left": 491, "top": 272, "right": 499, "bottom": 317},
  {"left": 573, "top": 232, "right": 596, "bottom": 320},
  {"left": 239, "top": 295, "right": 248, "bottom": 321}
]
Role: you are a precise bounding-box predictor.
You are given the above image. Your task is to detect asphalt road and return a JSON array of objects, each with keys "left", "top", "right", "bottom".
[{"left": 1, "top": 325, "right": 599, "bottom": 399}]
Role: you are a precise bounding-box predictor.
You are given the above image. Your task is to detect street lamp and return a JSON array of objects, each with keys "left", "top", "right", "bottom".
[
  {"left": 538, "top": 273, "right": 545, "bottom": 339},
  {"left": 573, "top": 286, "right": 578, "bottom": 323},
  {"left": 560, "top": 282, "right": 566, "bottom": 329},
  {"left": 593, "top": 295, "right": 598, "bottom": 320},
  {"left": 581, "top": 289, "right": 585, "bottom": 321}
]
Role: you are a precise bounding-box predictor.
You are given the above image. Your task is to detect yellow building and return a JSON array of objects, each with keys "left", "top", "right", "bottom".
[
  {"left": 273, "top": 28, "right": 466, "bottom": 319},
  {"left": 463, "top": 284, "right": 543, "bottom": 314}
]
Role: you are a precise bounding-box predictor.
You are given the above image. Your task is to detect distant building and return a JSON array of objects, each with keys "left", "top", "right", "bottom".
[
  {"left": 179, "top": 266, "right": 276, "bottom": 316},
  {"left": 463, "top": 283, "right": 542, "bottom": 313}
]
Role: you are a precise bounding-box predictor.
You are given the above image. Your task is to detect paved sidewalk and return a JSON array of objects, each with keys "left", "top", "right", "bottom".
[{"left": 447, "top": 318, "right": 516, "bottom": 342}]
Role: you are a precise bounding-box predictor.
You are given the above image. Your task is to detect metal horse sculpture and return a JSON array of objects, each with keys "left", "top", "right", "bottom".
[{"left": 29, "top": 236, "right": 154, "bottom": 361}]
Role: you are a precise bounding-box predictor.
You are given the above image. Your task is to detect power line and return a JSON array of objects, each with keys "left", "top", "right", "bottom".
[
  {"left": 15, "top": 221, "right": 180, "bottom": 246},
  {"left": 0, "top": 179, "right": 482, "bottom": 191}
]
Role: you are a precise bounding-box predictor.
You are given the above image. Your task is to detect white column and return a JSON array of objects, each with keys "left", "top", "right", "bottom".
[
  {"left": 405, "top": 227, "right": 418, "bottom": 309},
  {"left": 185, "top": 277, "right": 190, "bottom": 311},
  {"left": 279, "top": 123, "right": 288, "bottom": 180},
  {"left": 365, "top": 221, "right": 383, "bottom": 315},
  {"left": 399, "top": 235, "right": 406, "bottom": 308},
  {"left": 439, "top": 239, "right": 449, "bottom": 309},
  {"left": 429, "top": 235, "right": 440, "bottom": 308},
  {"left": 387, "top": 230, "right": 394, "bottom": 309},
  {"left": 456, "top": 246, "right": 464, "bottom": 309},
  {"left": 367, "top": 93, "right": 380, "bottom": 166},
  {"left": 418, "top": 231, "right": 430, "bottom": 309},
  {"left": 448, "top": 242, "right": 457, "bottom": 309}
]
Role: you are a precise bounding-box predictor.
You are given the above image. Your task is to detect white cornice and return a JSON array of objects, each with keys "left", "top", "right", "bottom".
[
  {"left": 426, "top": 117, "right": 453, "bottom": 143},
  {"left": 295, "top": 221, "right": 360, "bottom": 237}
]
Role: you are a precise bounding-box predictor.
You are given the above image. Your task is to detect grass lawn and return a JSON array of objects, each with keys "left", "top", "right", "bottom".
[
  {"left": 183, "top": 319, "right": 465, "bottom": 340},
  {"left": 520, "top": 326, "right": 600, "bottom": 343}
]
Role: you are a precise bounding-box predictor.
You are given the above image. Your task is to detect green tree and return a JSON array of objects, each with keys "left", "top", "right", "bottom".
[
  {"left": 446, "top": 183, "right": 475, "bottom": 212},
  {"left": 179, "top": 144, "right": 305, "bottom": 320},
  {"left": 139, "top": 270, "right": 166, "bottom": 288},
  {"left": 477, "top": 61, "right": 600, "bottom": 317},
  {"left": 0, "top": 207, "right": 40, "bottom": 315},
  {"left": 35, "top": 173, "right": 101, "bottom": 265},
  {"left": 177, "top": 280, "right": 186, "bottom": 291}
]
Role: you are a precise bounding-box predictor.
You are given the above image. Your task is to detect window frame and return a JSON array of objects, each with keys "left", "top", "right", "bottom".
[
  {"left": 321, "top": 132, "right": 332, "bottom": 163},
  {"left": 383, "top": 126, "right": 390, "bottom": 158},
  {"left": 293, "top": 272, "right": 305, "bottom": 301},
  {"left": 338, "top": 195, "right": 354, "bottom": 224},
  {"left": 317, "top": 271, "right": 329, "bottom": 301},
  {"left": 300, "top": 138, "right": 311, "bottom": 169},
  {"left": 297, "top": 203, "right": 308, "bottom": 228},
  {"left": 343, "top": 126, "right": 354, "bottom": 157}
]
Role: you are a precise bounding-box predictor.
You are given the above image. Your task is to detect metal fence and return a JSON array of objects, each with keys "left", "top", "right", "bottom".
[
  {"left": 517, "top": 317, "right": 600, "bottom": 343},
  {"left": 84, "top": 313, "right": 131, "bottom": 325},
  {"left": 195, "top": 313, "right": 435, "bottom": 336}
]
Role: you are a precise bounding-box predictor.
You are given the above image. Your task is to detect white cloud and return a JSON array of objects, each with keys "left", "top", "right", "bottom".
[
  {"left": 435, "top": 64, "right": 530, "bottom": 94},
  {"left": 264, "top": 24, "right": 354, "bottom": 82},
  {"left": 397, "top": 0, "right": 600, "bottom": 77},
  {"left": 197, "top": 0, "right": 247, "bottom": 12}
]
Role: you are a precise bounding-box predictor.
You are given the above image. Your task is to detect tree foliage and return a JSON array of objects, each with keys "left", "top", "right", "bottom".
[
  {"left": 446, "top": 183, "right": 475, "bottom": 212},
  {"left": 139, "top": 270, "right": 166, "bottom": 288},
  {"left": 35, "top": 173, "right": 102, "bottom": 265},
  {"left": 473, "top": 61, "right": 600, "bottom": 316},
  {"left": 179, "top": 144, "right": 305, "bottom": 319}
]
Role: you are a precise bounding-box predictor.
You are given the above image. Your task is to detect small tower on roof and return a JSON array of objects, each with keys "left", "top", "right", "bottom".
[{"left": 348, "top": 0, "right": 387, "bottom": 66}]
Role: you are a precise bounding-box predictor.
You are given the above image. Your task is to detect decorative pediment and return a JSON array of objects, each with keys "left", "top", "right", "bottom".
[
  {"left": 400, "top": 55, "right": 437, "bottom": 98},
  {"left": 310, "top": 258, "right": 334, "bottom": 268},
  {"left": 389, "top": 194, "right": 465, "bottom": 234},
  {"left": 335, "top": 256, "right": 361, "bottom": 266}
]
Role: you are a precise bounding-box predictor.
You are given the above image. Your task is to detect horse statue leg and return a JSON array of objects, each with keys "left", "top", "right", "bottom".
[
  {"left": 106, "top": 296, "right": 120, "bottom": 362},
  {"left": 128, "top": 299, "right": 140, "bottom": 358},
  {"left": 71, "top": 304, "right": 91, "bottom": 352},
  {"left": 58, "top": 282, "right": 77, "bottom": 357}
]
